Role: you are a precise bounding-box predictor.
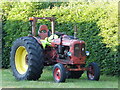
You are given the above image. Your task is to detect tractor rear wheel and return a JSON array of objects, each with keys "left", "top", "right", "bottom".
[
  {"left": 53, "top": 63, "right": 66, "bottom": 83},
  {"left": 87, "top": 62, "right": 100, "bottom": 81},
  {"left": 10, "top": 36, "right": 44, "bottom": 80},
  {"left": 67, "top": 71, "right": 84, "bottom": 79}
]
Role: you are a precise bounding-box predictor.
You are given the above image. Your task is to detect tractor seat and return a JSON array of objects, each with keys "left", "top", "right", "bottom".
[{"left": 38, "top": 25, "right": 51, "bottom": 39}]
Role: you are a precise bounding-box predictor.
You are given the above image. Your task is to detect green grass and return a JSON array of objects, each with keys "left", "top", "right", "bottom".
[{"left": 0, "top": 68, "right": 118, "bottom": 88}]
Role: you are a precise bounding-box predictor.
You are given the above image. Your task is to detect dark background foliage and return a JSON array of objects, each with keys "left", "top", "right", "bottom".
[{"left": 1, "top": 2, "right": 119, "bottom": 76}]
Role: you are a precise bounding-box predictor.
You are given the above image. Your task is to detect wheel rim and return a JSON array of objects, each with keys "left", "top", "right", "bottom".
[
  {"left": 15, "top": 46, "right": 28, "bottom": 74},
  {"left": 54, "top": 67, "right": 61, "bottom": 81},
  {"left": 88, "top": 66, "right": 94, "bottom": 79}
]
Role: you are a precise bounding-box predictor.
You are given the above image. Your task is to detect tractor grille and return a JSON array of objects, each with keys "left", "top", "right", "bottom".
[
  {"left": 74, "top": 44, "right": 80, "bottom": 57},
  {"left": 74, "top": 43, "right": 85, "bottom": 57}
]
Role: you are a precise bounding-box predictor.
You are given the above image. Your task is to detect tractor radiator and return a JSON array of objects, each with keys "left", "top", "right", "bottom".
[{"left": 74, "top": 43, "right": 85, "bottom": 57}]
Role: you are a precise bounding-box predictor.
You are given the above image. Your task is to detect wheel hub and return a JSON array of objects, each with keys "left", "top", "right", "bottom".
[
  {"left": 15, "top": 46, "right": 28, "bottom": 74},
  {"left": 54, "top": 68, "right": 61, "bottom": 81},
  {"left": 88, "top": 66, "right": 94, "bottom": 79}
]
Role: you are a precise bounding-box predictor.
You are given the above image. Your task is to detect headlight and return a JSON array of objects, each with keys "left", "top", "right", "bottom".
[
  {"left": 86, "top": 51, "right": 90, "bottom": 56},
  {"left": 67, "top": 52, "right": 72, "bottom": 56}
]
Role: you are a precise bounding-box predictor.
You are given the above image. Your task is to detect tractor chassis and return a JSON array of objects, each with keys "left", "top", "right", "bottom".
[{"left": 64, "top": 65, "right": 88, "bottom": 71}]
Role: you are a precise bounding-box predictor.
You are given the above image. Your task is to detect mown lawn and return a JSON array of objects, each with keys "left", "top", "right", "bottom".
[{"left": 0, "top": 68, "right": 118, "bottom": 88}]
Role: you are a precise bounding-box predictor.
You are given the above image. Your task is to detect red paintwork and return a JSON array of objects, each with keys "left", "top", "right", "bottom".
[
  {"left": 38, "top": 25, "right": 49, "bottom": 39},
  {"left": 65, "top": 65, "right": 88, "bottom": 71},
  {"left": 52, "top": 38, "right": 86, "bottom": 65},
  {"left": 44, "top": 47, "right": 58, "bottom": 65},
  {"left": 67, "top": 67, "right": 87, "bottom": 71}
]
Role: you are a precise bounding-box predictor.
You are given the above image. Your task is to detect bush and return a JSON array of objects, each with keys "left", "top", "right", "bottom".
[{"left": 2, "top": 2, "right": 119, "bottom": 76}]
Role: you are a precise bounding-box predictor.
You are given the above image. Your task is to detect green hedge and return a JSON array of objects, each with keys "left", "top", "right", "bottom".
[{"left": 2, "top": 2, "right": 119, "bottom": 76}]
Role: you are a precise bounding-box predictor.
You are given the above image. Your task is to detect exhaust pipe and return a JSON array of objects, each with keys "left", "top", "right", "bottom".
[{"left": 74, "top": 25, "right": 77, "bottom": 39}]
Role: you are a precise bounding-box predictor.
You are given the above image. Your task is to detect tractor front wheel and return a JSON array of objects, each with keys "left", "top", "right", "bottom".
[
  {"left": 53, "top": 63, "right": 66, "bottom": 83},
  {"left": 87, "top": 62, "right": 100, "bottom": 81}
]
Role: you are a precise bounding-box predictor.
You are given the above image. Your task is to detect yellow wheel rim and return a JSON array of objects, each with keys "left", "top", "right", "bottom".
[{"left": 15, "top": 46, "right": 28, "bottom": 74}]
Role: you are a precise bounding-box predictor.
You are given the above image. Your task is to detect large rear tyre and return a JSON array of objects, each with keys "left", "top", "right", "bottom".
[
  {"left": 87, "top": 62, "right": 100, "bottom": 81},
  {"left": 10, "top": 36, "right": 44, "bottom": 80},
  {"left": 53, "top": 63, "right": 66, "bottom": 83}
]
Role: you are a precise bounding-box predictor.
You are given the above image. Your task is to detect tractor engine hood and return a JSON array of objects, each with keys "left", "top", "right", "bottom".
[{"left": 52, "top": 37, "right": 85, "bottom": 46}]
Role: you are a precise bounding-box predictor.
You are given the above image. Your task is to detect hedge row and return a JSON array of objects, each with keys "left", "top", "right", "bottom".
[{"left": 2, "top": 2, "right": 119, "bottom": 75}]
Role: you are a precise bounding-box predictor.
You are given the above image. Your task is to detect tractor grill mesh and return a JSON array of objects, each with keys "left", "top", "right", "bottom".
[
  {"left": 74, "top": 43, "right": 85, "bottom": 57},
  {"left": 74, "top": 44, "right": 80, "bottom": 57}
]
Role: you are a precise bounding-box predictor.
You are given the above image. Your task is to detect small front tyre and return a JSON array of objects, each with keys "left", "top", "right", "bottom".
[
  {"left": 87, "top": 62, "right": 100, "bottom": 81},
  {"left": 53, "top": 63, "right": 66, "bottom": 83}
]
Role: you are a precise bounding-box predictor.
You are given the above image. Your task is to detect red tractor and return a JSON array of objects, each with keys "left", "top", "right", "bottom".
[{"left": 10, "top": 16, "right": 100, "bottom": 83}]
